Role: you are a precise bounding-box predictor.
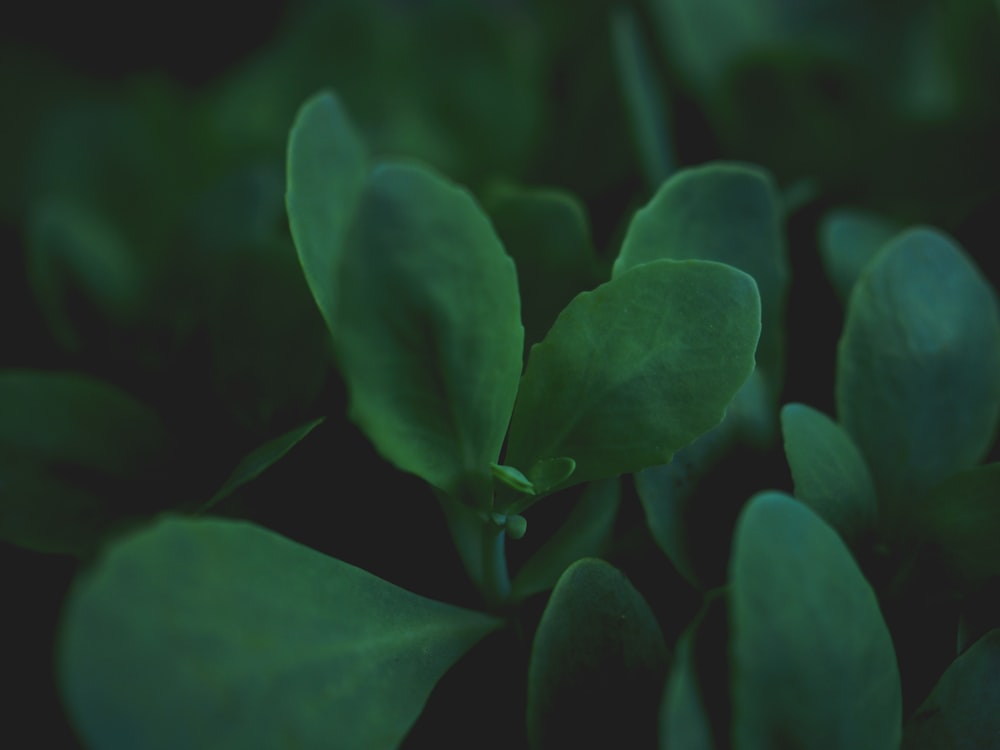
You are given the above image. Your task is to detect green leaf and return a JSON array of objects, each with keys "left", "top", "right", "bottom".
[
  {"left": 818, "top": 208, "right": 902, "bottom": 304},
  {"left": 526, "top": 558, "right": 669, "bottom": 750},
  {"left": 611, "top": 5, "right": 676, "bottom": 188},
  {"left": 490, "top": 463, "right": 534, "bottom": 495},
  {"left": 335, "top": 162, "right": 523, "bottom": 503},
  {"left": 902, "top": 630, "right": 1000, "bottom": 749},
  {"left": 511, "top": 478, "right": 621, "bottom": 600},
  {"left": 780, "top": 403, "right": 878, "bottom": 545},
  {"left": 59, "top": 517, "right": 501, "bottom": 750},
  {"left": 0, "top": 370, "right": 170, "bottom": 554},
  {"left": 26, "top": 198, "right": 147, "bottom": 352},
  {"left": 730, "top": 492, "right": 902, "bottom": 750},
  {"left": 199, "top": 417, "right": 326, "bottom": 513},
  {"left": 612, "top": 162, "right": 787, "bottom": 398},
  {"left": 504, "top": 259, "right": 760, "bottom": 503},
  {"left": 527, "top": 457, "right": 577, "bottom": 496},
  {"left": 909, "top": 463, "right": 1000, "bottom": 591},
  {"left": 836, "top": 228, "right": 1000, "bottom": 517},
  {"left": 660, "top": 623, "right": 714, "bottom": 750},
  {"left": 636, "top": 427, "right": 731, "bottom": 587},
  {"left": 483, "top": 183, "right": 598, "bottom": 353},
  {"left": 286, "top": 90, "right": 368, "bottom": 335}
]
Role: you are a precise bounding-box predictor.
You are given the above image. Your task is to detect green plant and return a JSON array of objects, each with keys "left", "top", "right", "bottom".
[
  {"left": 55, "top": 91, "right": 763, "bottom": 748},
  {"left": 6, "top": 2, "right": 1000, "bottom": 748}
]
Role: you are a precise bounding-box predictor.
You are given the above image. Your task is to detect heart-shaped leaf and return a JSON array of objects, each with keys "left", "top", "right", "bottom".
[
  {"left": 59, "top": 517, "right": 501, "bottom": 750},
  {"left": 836, "top": 228, "right": 1000, "bottom": 518},
  {"left": 527, "top": 558, "right": 669, "bottom": 749},
  {"left": 504, "top": 259, "right": 760, "bottom": 505},
  {"left": 730, "top": 492, "right": 901, "bottom": 750}
]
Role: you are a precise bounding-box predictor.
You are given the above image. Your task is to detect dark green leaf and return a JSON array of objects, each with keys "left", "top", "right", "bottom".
[
  {"left": 26, "top": 199, "right": 146, "bottom": 351},
  {"left": 818, "top": 208, "right": 902, "bottom": 304},
  {"left": 335, "top": 162, "right": 523, "bottom": 503},
  {"left": 491, "top": 463, "right": 534, "bottom": 495},
  {"left": 910, "top": 463, "right": 1000, "bottom": 590},
  {"left": 660, "top": 624, "right": 714, "bottom": 750},
  {"left": 286, "top": 90, "right": 368, "bottom": 335},
  {"left": 902, "top": 630, "right": 1000, "bottom": 749},
  {"left": 483, "top": 183, "right": 598, "bottom": 353},
  {"left": 505, "top": 259, "right": 760, "bottom": 503},
  {"left": 780, "top": 402, "right": 878, "bottom": 545},
  {"left": 59, "top": 517, "right": 501, "bottom": 750},
  {"left": 636, "top": 428, "right": 732, "bottom": 587},
  {"left": 527, "top": 558, "right": 669, "bottom": 750},
  {"left": 730, "top": 492, "right": 901, "bottom": 750},
  {"left": 611, "top": 5, "right": 676, "bottom": 188},
  {"left": 836, "top": 228, "right": 1000, "bottom": 517},
  {"left": 0, "top": 370, "right": 170, "bottom": 554},
  {"left": 613, "top": 162, "right": 788, "bottom": 401},
  {"left": 199, "top": 417, "right": 326, "bottom": 513},
  {"left": 511, "top": 478, "right": 621, "bottom": 600}
]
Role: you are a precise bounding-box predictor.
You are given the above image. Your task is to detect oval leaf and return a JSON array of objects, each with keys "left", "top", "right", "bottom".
[
  {"left": 336, "top": 162, "right": 523, "bottom": 503},
  {"left": 902, "top": 629, "right": 1000, "bottom": 749},
  {"left": 780, "top": 402, "right": 878, "bottom": 545},
  {"left": 730, "top": 492, "right": 902, "bottom": 750},
  {"left": 836, "top": 228, "right": 1000, "bottom": 515},
  {"left": 59, "top": 517, "right": 501, "bottom": 750},
  {"left": 505, "top": 259, "right": 760, "bottom": 501},
  {"left": 286, "top": 90, "right": 368, "bottom": 335},
  {"left": 0, "top": 370, "right": 170, "bottom": 554},
  {"left": 613, "top": 162, "right": 787, "bottom": 399},
  {"left": 527, "top": 558, "right": 669, "bottom": 750}
]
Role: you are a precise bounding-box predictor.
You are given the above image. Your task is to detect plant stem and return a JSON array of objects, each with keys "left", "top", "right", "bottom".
[{"left": 481, "top": 520, "right": 511, "bottom": 610}]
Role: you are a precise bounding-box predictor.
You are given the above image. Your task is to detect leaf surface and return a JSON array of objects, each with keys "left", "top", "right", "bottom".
[
  {"left": 526, "top": 558, "right": 668, "bottom": 749},
  {"left": 59, "top": 517, "right": 501, "bottom": 750},
  {"left": 730, "top": 492, "right": 901, "bottom": 750},
  {"left": 336, "top": 162, "right": 523, "bottom": 502},
  {"left": 505, "top": 259, "right": 760, "bottom": 503},
  {"left": 836, "top": 228, "right": 1000, "bottom": 515},
  {"left": 902, "top": 630, "right": 1000, "bottom": 749},
  {"left": 286, "top": 90, "right": 368, "bottom": 334},
  {"left": 780, "top": 402, "right": 878, "bottom": 545},
  {"left": 511, "top": 478, "right": 621, "bottom": 600}
]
